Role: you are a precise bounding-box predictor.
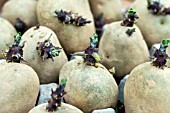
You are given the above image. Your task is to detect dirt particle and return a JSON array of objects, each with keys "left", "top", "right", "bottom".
[{"left": 30, "top": 35, "right": 33, "bottom": 38}]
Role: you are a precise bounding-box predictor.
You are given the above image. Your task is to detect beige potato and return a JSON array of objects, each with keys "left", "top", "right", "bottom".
[
  {"left": 37, "top": 0, "right": 95, "bottom": 54},
  {"left": 1, "top": 0, "right": 38, "bottom": 29},
  {"left": 0, "top": 17, "right": 17, "bottom": 58},
  {"left": 124, "top": 62, "right": 170, "bottom": 113},
  {"left": 98, "top": 21, "right": 149, "bottom": 78},
  {"left": 89, "top": 0, "right": 122, "bottom": 23},
  {"left": 59, "top": 58, "right": 118, "bottom": 113},
  {"left": 21, "top": 26, "right": 68, "bottom": 84},
  {"left": 131, "top": 0, "right": 170, "bottom": 48},
  {"left": 0, "top": 62, "right": 39, "bottom": 113},
  {"left": 29, "top": 103, "right": 83, "bottom": 113}
]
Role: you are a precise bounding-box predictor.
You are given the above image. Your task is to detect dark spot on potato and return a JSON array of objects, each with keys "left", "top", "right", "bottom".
[
  {"left": 105, "top": 54, "right": 109, "bottom": 58},
  {"left": 160, "top": 19, "right": 165, "bottom": 25},
  {"left": 77, "top": 62, "right": 81, "bottom": 66},
  {"left": 14, "top": 69, "right": 17, "bottom": 71},
  {"left": 30, "top": 35, "right": 33, "bottom": 38}
]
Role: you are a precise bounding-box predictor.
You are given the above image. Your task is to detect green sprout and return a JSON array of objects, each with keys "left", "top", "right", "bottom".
[
  {"left": 14, "top": 32, "right": 22, "bottom": 45},
  {"left": 128, "top": 8, "right": 136, "bottom": 15},
  {"left": 151, "top": 39, "right": 170, "bottom": 68},
  {"left": 3, "top": 32, "right": 25, "bottom": 63},
  {"left": 60, "top": 79, "right": 67, "bottom": 87},
  {"left": 92, "top": 53, "right": 101, "bottom": 62},
  {"left": 121, "top": 8, "right": 139, "bottom": 27},
  {"left": 159, "top": 39, "right": 170, "bottom": 52},
  {"left": 36, "top": 34, "right": 62, "bottom": 61},
  {"left": 162, "top": 39, "right": 170, "bottom": 45},
  {"left": 109, "top": 67, "right": 115, "bottom": 74},
  {"left": 71, "top": 34, "right": 100, "bottom": 68},
  {"left": 46, "top": 78, "right": 67, "bottom": 112},
  {"left": 90, "top": 34, "right": 98, "bottom": 48},
  {"left": 51, "top": 48, "right": 61, "bottom": 57}
]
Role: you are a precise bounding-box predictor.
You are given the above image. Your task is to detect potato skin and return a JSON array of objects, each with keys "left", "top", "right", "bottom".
[
  {"left": 165, "top": 45, "right": 170, "bottom": 67},
  {"left": 131, "top": 0, "right": 170, "bottom": 47},
  {"left": 37, "top": 0, "right": 95, "bottom": 54},
  {"left": 28, "top": 103, "right": 83, "bottom": 113},
  {"left": 59, "top": 59, "right": 118, "bottom": 113},
  {"left": 21, "top": 26, "right": 68, "bottom": 84},
  {"left": 98, "top": 21, "right": 149, "bottom": 78},
  {"left": 89, "top": 0, "right": 122, "bottom": 23},
  {"left": 1, "top": 0, "right": 38, "bottom": 28},
  {"left": 0, "top": 62, "right": 39, "bottom": 113},
  {"left": 0, "top": 17, "right": 17, "bottom": 59},
  {"left": 0, "top": 0, "right": 7, "bottom": 11},
  {"left": 124, "top": 62, "right": 170, "bottom": 113}
]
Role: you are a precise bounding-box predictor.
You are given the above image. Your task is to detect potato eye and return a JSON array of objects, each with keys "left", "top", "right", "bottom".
[{"left": 45, "top": 42, "right": 50, "bottom": 47}]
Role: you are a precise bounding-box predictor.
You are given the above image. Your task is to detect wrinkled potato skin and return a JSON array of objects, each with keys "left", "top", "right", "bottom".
[
  {"left": 21, "top": 26, "right": 68, "bottom": 84},
  {"left": 0, "top": 62, "right": 39, "bottom": 113},
  {"left": 29, "top": 103, "right": 83, "bottom": 113},
  {"left": 59, "top": 59, "right": 118, "bottom": 113},
  {"left": 124, "top": 62, "right": 170, "bottom": 113},
  {"left": 0, "top": 17, "right": 17, "bottom": 59},
  {"left": 98, "top": 21, "right": 149, "bottom": 78},
  {"left": 1, "top": 0, "right": 38, "bottom": 28},
  {"left": 89, "top": 0, "right": 122, "bottom": 23},
  {"left": 131, "top": 0, "right": 170, "bottom": 48},
  {"left": 37, "top": 0, "right": 95, "bottom": 54}
]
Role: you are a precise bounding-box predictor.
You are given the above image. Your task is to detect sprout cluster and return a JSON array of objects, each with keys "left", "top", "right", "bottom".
[
  {"left": 36, "top": 34, "right": 62, "bottom": 61},
  {"left": 55, "top": 10, "right": 91, "bottom": 26},
  {"left": 151, "top": 39, "right": 170, "bottom": 68},
  {"left": 126, "top": 28, "right": 136, "bottom": 36},
  {"left": 72, "top": 34, "right": 101, "bottom": 67},
  {"left": 147, "top": 0, "right": 170, "bottom": 15},
  {"left": 121, "top": 8, "right": 138, "bottom": 36},
  {"left": 3, "top": 33, "right": 26, "bottom": 63},
  {"left": 46, "top": 79, "right": 67, "bottom": 112},
  {"left": 121, "top": 8, "right": 139, "bottom": 27}
]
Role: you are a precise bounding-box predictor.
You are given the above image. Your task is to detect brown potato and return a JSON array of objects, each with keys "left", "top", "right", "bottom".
[
  {"left": 37, "top": 0, "right": 95, "bottom": 54},
  {"left": 0, "top": 62, "right": 39, "bottom": 113},
  {"left": 21, "top": 26, "right": 68, "bottom": 84},
  {"left": 0, "top": 17, "right": 17, "bottom": 59},
  {"left": 29, "top": 103, "right": 83, "bottom": 113},
  {"left": 98, "top": 21, "right": 149, "bottom": 78},
  {"left": 131, "top": 0, "right": 170, "bottom": 48},
  {"left": 89, "top": 0, "right": 122, "bottom": 23},
  {"left": 1, "top": 0, "right": 38, "bottom": 30},
  {"left": 59, "top": 58, "right": 118, "bottom": 113},
  {"left": 124, "top": 62, "right": 170, "bottom": 113}
]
